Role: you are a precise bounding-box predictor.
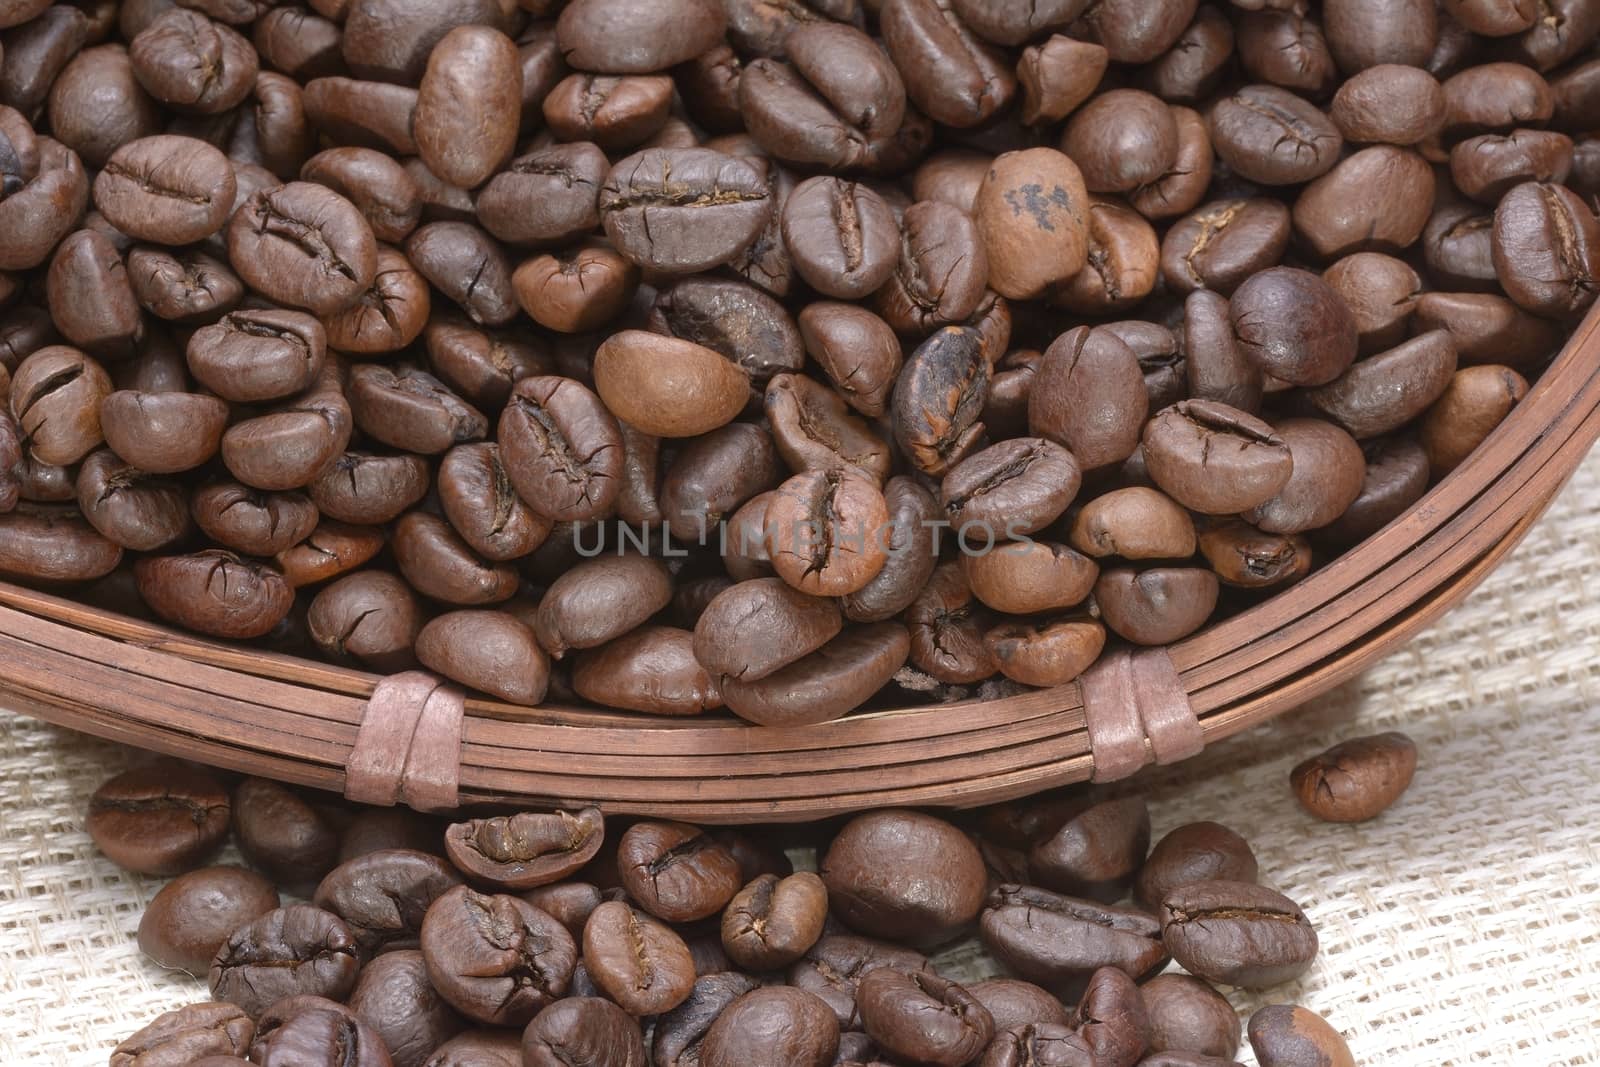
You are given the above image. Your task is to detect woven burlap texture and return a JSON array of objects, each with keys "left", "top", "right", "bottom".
[{"left": 4, "top": 448, "right": 1600, "bottom": 1066}]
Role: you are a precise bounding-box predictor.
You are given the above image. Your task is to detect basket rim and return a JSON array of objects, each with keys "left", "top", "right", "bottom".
[{"left": 2, "top": 303, "right": 1598, "bottom": 821}]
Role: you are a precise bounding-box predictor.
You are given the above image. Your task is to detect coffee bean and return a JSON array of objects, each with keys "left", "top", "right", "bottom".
[
  {"left": 1096, "top": 567, "right": 1220, "bottom": 645},
  {"left": 188, "top": 308, "right": 326, "bottom": 404},
  {"left": 0, "top": 504, "right": 124, "bottom": 582},
  {"left": 650, "top": 277, "right": 803, "bottom": 386},
  {"left": 1029, "top": 797, "right": 1151, "bottom": 903},
  {"left": 413, "top": 27, "right": 520, "bottom": 191},
  {"left": 313, "top": 849, "right": 463, "bottom": 957},
  {"left": 876, "top": 201, "right": 990, "bottom": 336},
  {"left": 310, "top": 452, "right": 429, "bottom": 526},
  {"left": 46, "top": 229, "right": 142, "bottom": 356},
  {"left": 787, "top": 934, "right": 932, "bottom": 1031},
  {"left": 1492, "top": 180, "right": 1600, "bottom": 318},
  {"left": 210, "top": 904, "right": 361, "bottom": 1018},
  {"left": 126, "top": 245, "right": 243, "bottom": 324},
  {"left": 1291, "top": 731, "right": 1418, "bottom": 822},
  {"left": 858, "top": 970, "right": 993, "bottom": 1067},
  {"left": 694, "top": 576, "right": 842, "bottom": 682},
  {"left": 533, "top": 554, "right": 672, "bottom": 658},
  {"left": 1248, "top": 1004, "right": 1354, "bottom": 1067},
  {"left": 1209, "top": 86, "right": 1341, "bottom": 186},
  {"left": 1018, "top": 34, "right": 1109, "bottom": 124},
  {"left": 348, "top": 950, "right": 465, "bottom": 1067},
  {"left": 557, "top": 0, "right": 724, "bottom": 74},
  {"left": 616, "top": 820, "right": 742, "bottom": 923},
  {"left": 1421, "top": 364, "right": 1529, "bottom": 475},
  {"left": 95, "top": 136, "right": 235, "bottom": 246},
  {"left": 721, "top": 621, "right": 910, "bottom": 726},
  {"left": 906, "top": 560, "right": 998, "bottom": 684},
  {"left": 422, "top": 886, "right": 578, "bottom": 1026},
  {"left": 979, "top": 1022, "right": 1100, "bottom": 1067},
  {"left": 593, "top": 330, "right": 749, "bottom": 438},
  {"left": 701, "top": 986, "right": 840, "bottom": 1067},
  {"left": 348, "top": 364, "right": 485, "bottom": 457},
  {"left": 393, "top": 511, "right": 520, "bottom": 606},
  {"left": 1161, "top": 198, "right": 1291, "bottom": 296},
  {"left": 1071, "top": 487, "right": 1197, "bottom": 560},
  {"left": 1142, "top": 400, "right": 1293, "bottom": 514},
  {"left": 1076, "top": 0, "right": 1197, "bottom": 63},
  {"left": 233, "top": 776, "right": 341, "bottom": 895},
  {"left": 583, "top": 899, "right": 696, "bottom": 1015},
  {"left": 406, "top": 222, "right": 518, "bottom": 327},
  {"left": 1294, "top": 145, "right": 1436, "bottom": 259},
  {"left": 986, "top": 615, "right": 1107, "bottom": 687},
  {"left": 821, "top": 809, "right": 986, "bottom": 947},
  {"left": 1065, "top": 90, "right": 1179, "bottom": 195},
  {"left": 1445, "top": 0, "right": 1540, "bottom": 36},
  {"left": 1415, "top": 291, "right": 1562, "bottom": 370},
  {"left": 1141, "top": 974, "right": 1241, "bottom": 1059},
  {"left": 138, "top": 866, "right": 280, "bottom": 976},
  {"left": 795, "top": 303, "right": 901, "bottom": 418},
  {"left": 766, "top": 371, "right": 893, "bottom": 484},
  {"left": 1230, "top": 267, "right": 1358, "bottom": 386},
  {"left": 1029, "top": 325, "right": 1147, "bottom": 470},
  {"left": 1199, "top": 521, "right": 1311, "bottom": 588},
  {"left": 75, "top": 449, "right": 190, "bottom": 551},
  {"left": 1161, "top": 880, "right": 1318, "bottom": 988},
  {"left": 572, "top": 625, "right": 722, "bottom": 716},
  {"left": 417, "top": 610, "right": 551, "bottom": 706},
  {"left": 251, "top": 1004, "right": 390, "bottom": 1067},
  {"left": 228, "top": 182, "right": 378, "bottom": 316},
  {"left": 1243, "top": 418, "right": 1365, "bottom": 534},
  {"left": 881, "top": 0, "right": 1014, "bottom": 128},
  {"left": 764, "top": 468, "right": 889, "bottom": 596},
  {"left": 1134, "top": 822, "right": 1259, "bottom": 914},
  {"left": 307, "top": 570, "right": 422, "bottom": 670},
  {"left": 130, "top": 10, "right": 257, "bottom": 115},
  {"left": 967, "top": 978, "right": 1071, "bottom": 1034},
  {"left": 981, "top": 885, "right": 1167, "bottom": 1000},
  {"left": 110, "top": 1003, "right": 255, "bottom": 1067},
  {"left": 974, "top": 148, "right": 1089, "bottom": 300},
  {"left": 443, "top": 809, "right": 604, "bottom": 893},
  {"left": 719, "top": 872, "right": 828, "bottom": 971},
  {"left": 322, "top": 248, "right": 431, "bottom": 355},
  {"left": 1330, "top": 62, "right": 1446, "bottom": 146},
  {"left": 543, "top": 73, "right": 673, "bottom": 151},
  {"left": 10, "top": 344, "right": 111, "bottom": 466},
  {"left": 1309, "top": 330, "right": 1458, "bottom": 439},
  {"left": 781, "top": 178, "right": 900, "bottom": 299},
  {"left": 498, "top": 375, "right": 624, "bottom": 523},
  {"left": 599, "top": 148, "right": 772, "bottom": 273},
  {"left": 135, "top": 550, "right": 294, "bottom": 639},
  {"left": 966, "top": 540, "right": 1099, "bottom": 616},
  {"left": 521, "top": 997, "right": 647, "bottom": 1067},
  {"left": 652, "top": 972, "right": 760, "bottom": 1066},
  {"left": 87, "top": 759, "right": 230, "bottom": 876}
]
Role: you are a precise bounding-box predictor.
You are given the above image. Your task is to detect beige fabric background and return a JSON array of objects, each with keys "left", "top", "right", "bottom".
[{"left": 3, "top": 448, "right": 1599, "bottom": 1066}]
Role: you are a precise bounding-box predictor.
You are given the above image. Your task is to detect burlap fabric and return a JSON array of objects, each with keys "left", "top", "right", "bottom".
[{"left": 4, "top": 449, "right": 1600, "bottom": 1066}]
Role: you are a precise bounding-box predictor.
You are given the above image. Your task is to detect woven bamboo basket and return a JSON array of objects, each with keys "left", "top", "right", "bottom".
[{"left": 3, "top": 303, "right": 1598, "bottom": 823}]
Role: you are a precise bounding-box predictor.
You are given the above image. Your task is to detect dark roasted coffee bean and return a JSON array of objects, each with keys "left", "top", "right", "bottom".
[
  {"left": 1230, "top": 268, "right": 1358, "bottom": 386},
  {"left": 979, "top": 1022, "right": 1099, "bottom": 1067},
  {"left": 876, "top": 201, "right": 990, "bottom": 336},
  {"left": 228, "top": 182, "right": 377, "bottom": 316},
  {"left": 557, "top": 0, "right": 725, "bottom": 74},
  {"left": 600, "top": 148, "right": 772, "bottom": 273},
  {"left": 1134, "top": 823, "right": 1258, "bottom": 914},
  {"left": 1320, "top": 436, "right": 1431, "bottom": 546},
  {"left": 1294, "top": 145, "right": 1435, "bottom": 259},
  {"left": 782, "top": 178, "right": 901, "bottom": 299},
  {"left": 498, "top": 375, "right": 624, "bottom": 523},
  {"left": 309, "top": 452, "right": 429, "bottom": 526},
  {"left": 533, "top": 553, "right": 672, "bottom": 658},
  {"left": 787, "top": 934, "right": 932, "bottom": 1031},
  {"left": 1071, "top": 967, "right": 1149, "bottom": 1067},
  {"left": 652, "top": 972, "right": 760, "bottom": 1066},
  {"left": 188, "top": 308, "right": 325, "bottom": 403},
  {"left": 797, "top": 303, "right": 901, "bottom": 418},
  {"left": 1323, "top": 253, "right": 1422, "bottom": 356},
  {"left": 422, "top": 886, "right": 577, "bottom": 1027},
  {"left": 277, "top": 520, "right": 387, "bottom": 589},
  {"left": 968, "top": 978, "right": 1071, "bottom": 1034},
  {"left": 700, "top": 986, "right": 840, "bottom": 1067},
  {"left": 880, "top": 0, "right": 1014, "bottom": 128},
  {"left": 764, "top": 468, "right": 889, "bottom": 596},
  {"left": 942, "top": 438, "right": 1079, "bottom": 539},
  {"left": 1054, "top": 197, "right": 1161, "bottom": 314},
  {"left": 190, "top": 483, "right": 318, "bottom": 557},
  {"left": 1095, "top": 567, "right": 1219, "bottom": 645},
  {"left": 321, "top": 247, "right": 431, "bottom": 355},
  {"left": 425, "top": 316, "right": 551, "bottom": 410},
  {"left": 573, "top": 625, "right": 723, "bottom": 716},
  {"left": 974, "top": 148, "right": 1089, "bottom": 300},
  {"left": 1451, "top": 130, "right": 1573, "bottom": 204},
  {"left": 1199, "top": 521, "right": 1311, "bottom": 588},
  {"left": 906, "top": 561, "right": 997, "bottom": 684},
  {"left": 11, "top": 344, "right": 112, "bottom": 466},
  {"left": 1330, "top": 63, "right": 1446, "bottom": 145},
  {"left": 981, "top": 885, "right": 1167, "bottom": 1001},
  {"left": 1243, "top": 418, "right": 1365, "bottom": 534},
  {"left": 582, "top": 899, "right": 696, "bottom": 1015},
  {"left": 1308, "top": 331, "right": 1458, "bottom": 438},
  {"left": 616, "top": 820, "right": 743, "bottom": 924},
  {"left": 840, "top": 476, "right": 939, "bottom": 623},
  {"left": 721, "top": 872, "right": 828, "bottom": 971},
  {"left": 985, "top": 615, "right": 1106, "bottom": 688},
  {"left": 1442, "top": 62, "right": 1554, "bottom": 138},
  {"left": 543, "top": 73, "right": 673, "bottom": 151},
  {"left": 307, "top": 570, "right": 421, "bottom": 670},
  {"left": 1018, "top": 34, "right": 1109, "bottom": 125},
  {"left": 413, "top": 27, "right": 520, "bottom": 191},
  {"left": 127, "top": 245, "right": 243, "bottom": 323},
  {"left": 1324, "top": 0, "right": 1436, "bottom": 71},
  {"left": 110, "top": 1003, "right": 255, "bottom": 1067},
  {"left": 392, "top": 511, "right": 519, "bottom": 606},
  {"left": 100, "top": 390, "right": 229, "bottom": 475},
  {"left": 766, "top": 372, "right": 892, "bottom": 484},
  {"left": 1142, "top": 400, "right": 1292, "bottom": 514},
  {"left": 349, "top": 364, "right": 485, "bottom": 456},
  {"left": 1161, "top": 880, "right": 1318, "bottom": 989},
  {"left": 302, "top": 148, "right": 421, "bottom": 246},
  {"left": 1491, "top": 180, "right": 1600, "bottom": 318},
  {"left": 1421, "top": 364, "right": 1528, "bottom": 475},
  {"left": 821, "top": 809, "right": 986, "bottom": 947},
  {"left": 1291, "top": 731, "right": 1418, "bottom": 822},
  {"left": 593, "top": 330, "right": 749, "bottom": 438},
  {"left": 893, "top": 326, "right": 989, "bottom": 476},
  {"left": 694, "top": 576, "right": 841, "bottom": 682},
  {"left": 1209, "top": 86, "right": 1341, "bottom": 186},
  {"left": 46, "top": 229, "right": 141, "bottom": 357},
  {"left": 210, "top": 904, "right": 361, "bottom": 1018},
  {"left": 1029, "top": 797, "right": 1150, "bottom": 903},
  {"left": 130, "top": 9, "right": 257, "bottom": 115},
  {"left": 425, "top": 1030, "right": 523, "bottom": 1067},
  {"left": 1161, "top": 199, "right": 1291, "bottom": 296},
  {"left": 444, "top": 808, "right": 604, "bottom": 891},
  {"left": 135, "top": 550, "right": 293, "bottom": 639},
  {"left": 405, "top": 222, "right": 517, "bottom": 327},
  {"left": 1074, "top": 0, "right": 1196, "bottom": 63},
  {"left": 1248, "top": 1004, "right": 1354, "bottom": 1067},
  {"left": 1415, "top": 291, "right": 1562, "bottom": 370},
  {"left": 521, "top": 997, "right": 647, "bottom": 1067},
  {"left": 47, "top": 44, "right": 163, "bottom": 169},
  {"left": 76, "top": 449, "right": 190, "bottom": 551},
  {"left": 87, "top": 759, "right": 230, "bottom": 876},
  {"left": 313, "top": 848, "right": 462, "bottom": 958},
  {"left": 858, "top": 970, "right": 992, "bottom": 1067},
  {"left": 303, "top": 76, "right": 419, "bottom": 155},
  {"left": 233, "top": 776, "right": 340, "bottom": 895},
  {"left": 0, "top": 505, "right": 124, "bottom": 582},
  {"left": 514, "top": 245, "right": 640, "bottom": 334},
  {"left": 1183, "top": 289, "right": 1262, "bottom": 413},
  {"left": 348, "top": 950, "right": 464, "bottom": 1067},
  {"left": 1141, "top": 974, "right": 1240, "bottom": 1059},
  {"left": 252, "top": 1005, "right": 390, "bottom": 1067},
  {"left": 139, "top": 866, "right": 280, "bottom": 976},
  {"left": 1064, "top": 90, "right": 1178, "bottom": 195},
  {"left": 1030, "top": 325, "right": 1146, "bottom": 470},
  {"left": 650, "top": 277, "right": 804, "bottom": 384},
  {"left": 436, "top": 443, "right": 550, "bottom": 561},
  {"left": 721, "top": 621, "right": 909, "bottom": 726}
]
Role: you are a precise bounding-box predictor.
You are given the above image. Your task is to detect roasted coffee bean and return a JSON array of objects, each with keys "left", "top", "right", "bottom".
[
  {"left": 1491, "top": 181, "right": 1600, "bottom": 318},
  {"left": 1421, "top": 364, "right": 1528, "bottom": 475},
  {"left": 1161, "top": 199, "right": 1291, "bottom": 296},
  {"left": 76, "top": 449, "right": 190, "bottom": 551},
  {"left": 557, "top": 0, "right": 724, "bottom": 74},
  {"left": 1096, "top": 567, "right": 1219, "bottom": 645},
  {"left": 1161, "top": 880, "right": 1318, "bottom": 988},
  {"left": 188, "top": 308, "right": 326, "bottom": 403},
  {"left": 1128, "top": 105, "right": 1214, "bottom": 220},
  {"left": 228, "top": 182, "right": 378, "bottom": 316},
  {"left": 1071, "top": 967, "right": 1150, "bottom": 1067},
  {"left": 787, "top": 934, "right": 932, "bottom": 1031},
  {"left": 1294, "top": 145, "right": 1436, "bottom": 259},
  {"left": 821, "top": 809, "right": 986, "bottom": 947},
  {"left": 857, "top": 970, "right": 993, "bottom": 1067},
  {"left": 306, "top": 569, "right": 421, "bottom": 670},
  {"left": 498, "top": 376, "right": 624, "bottom": 523},
  {"left": 135, "top": 550, "right": 293, "bottom": 639},
  {"left": 880, "top": 0, "right": 1014, "bottom": 128},
  {"left": 310, "top": 452, "right": 429, "bottom": 526},
  {"left": 533, "top": 554, "right": 673, "bottom": 658},
  {"left": 392, "top": 511, "right": 519, "bottom": 606},
  {"left": 426, "top": 1030, "right": 524, "bottom": 1067},
  {"left": 1018, "top": 34, "right": 1109, "bottom": 125},
  {"left": 1442, "top": 61, "right": 1554, "bottom": 138},
  {"left": 413, "top": 27, "right": 520, "bottom": 191},
  {"left": 985, "top": 615, "right": 1106, "bottom": 687},
  {"left": 1243, "top": 418, "right": 1365, "bottom": 534},
  {"left": 593, "top": 330, "right": 749, "bottom": 438},
  {"left": 979, "top": 1022, "right": 1100, "bottom": 1067},
  {"left": 798, "top": 303, "right": 901, "bottom": 418},
  {"left": 126, "top": 245, "right": 243, "bottom": 323},
  {"left": 764, "top": 468, "right": 889, "bottom": 596},
  {"left": 348, "top": 364, "right": 484, "bottom": 456},
  {"left": 210, "top": 905, "right": 361, "bottom": 1018},
  {"left": 652, "top": 972, "right": 760, "bottom": 1067},
  {"left": 740, "top": 24, "right": 908, "bottom": 172},
  {"left": 252, "top": 1003, "right": 390, "bottom": 1067},
  {"left": 1451, "top": 130, "right": 1573, "bottom": 204},
  {"left": 1322, "top": 253, "right": 1422, "bottom": 356},
  {"left": 1330, "top": 63, "right": 1445, "bottom": 145},
  {"left": 943, "top": 436, "right": 1080, "bottom": 541},
  {"left": 444, "top": 809, "right": 604, "bottom": 891},
  {"left": 616, "top": 820, "right": 743, "bottom": 923},
  {"left": 1065, "top": 90, "right": 1178, "bottom": 195},
  {"left": 694, "top": 576, "right": 842, "bottom": 682},
  {"left": 650, "top": 277, "right": 804, "bottom": 384},
  {"left": 583, "top": 899, "right": 697, "bottom": 1015},
  {"left": 233, "top": 776, "right": 340, "bottom": 894},
  {"left": 1075, "top": 0, "right": 1197, "bottom": 63},
  {"left": 1320, "top": 436, "right": 1431, "bottom": 546},
  {"left": 906, "top": 560, "right": 997, "bottom": 684},
  {"left": 1323, "top": 0, "right": 1437, "bottom": 71},
  {"left": 973, "top": 148, "right": 1089, "bottom": 300},
  {"left": 0, "top": 505, "right": 124, "bottom": 582},
  {"left": 1054, "top": 197, "right": 1161, "bottom": 314},
  {"left": 1029, "top": 326, "right": 1146, "bottom": 470},
  {"left": 572, "top": 625, "right": 723, "bottom": 716},
  {"left": 967, "top": 978, "right": 1071, "bottom": 1033},
  {"left": 422, "top": 886, "right": 577, "bottom": 1027},
  {"left": 781, "top": 178, "right": 901, "bottom": 299},
  {"left": 698, "top": 986, "right": 840, "bottom": 1067},
  {"left": 300, "top": 148, "right": 421, "bottom": 247},
  {"left": 841, "top": 476, "right": 939, "bottom": 623},
  {"left": 99, "top": 390, "right": 229, "bottom": 474},
  {"left": 1415, "top": 291, "right": 1562, "bottom": 370},
  {"left": 1071, "top": 487, "right": 1197, "bottom": 561},
  {"left": 425, "top": 316, "right": 552, "bottom": 411},
  {"left": 1142, "top": 401, "right": 1292, "bottom": 514},
  {"left": 348, "top": 950, "right": 465, "bottom": 1067},
  {"left": 982, "top": 885, "right": 1167, "bottom": 1000},
  {"left": 876, "top": 201, "right": 990, "bottom": 336},
  {"left": 721, "top": 621, "right": 909, "bottom": 726},
  {"left": 313, "top": 849, "right": 463, "bottom": 958},
  {"left": 892, "top": 326, "right": 989, "bottom": 476},
  {"left": 138, "top": 865, "right": 280, "bottom": 976},
  {"left": 86, "top": 759, "right": 230, "bottom": 876},
  {"left": 46, "top": 229, "right": 141, "bottom": 356},
  {"left": 520, "top": 997, "right": 647, "bottom": 1067},
  {"left": 1247, "top": 1005, "right": 1354, "bottom": 1067},
  {"left": 659, "top": 421, "right": 781, "bottom": 541},
  {"left": 1029, "top": 797, "right": 1151, "bottom": 903},
  {"left": 405, "top": 222, "right": 517, "bottom": 327},
  {"left": 1199, "top": 521, "right": 1310, "bottom": 588},
  {"left": 1134, "top": 822, "right": 1258, "bottom": 914},
  {"left": 47, "top": 44, "right": 162, "bottom": 169},
  {"left": 1291, "top": 731, "right": 1418, "bottom": 822},
  {"left": 188, "top": 484, "right": 312, "bottom": 557},
  {"left": 321, "top": 247, "right": 431, "bottom": 354},
  {"left": 1309, "top": 331, "right": 1458, "bottom": 439},
  {"left": 721, "top": 872, "right": 828, "bottom": 971},
  {"left": 1230, "top": 267, "right": 1358, "bottom": 386},
  {"left": 110, "top": 1003, "right": 255, "bottom": 1067},
  {"left": 1140, "top": 974, "right": 1241, "bottom": 1059},
  {"left": 277, "top": 520, "right": 386, "bottom": 588},
  {"left": 130, "top": 9, "right": 257, "bottom": 115},
  {"left": 1209, "top": 86, "right": 1341, "bottom": 186},
  {"left": 599, "top": 148, "right": 772, "bottom": 273},
  {"left": 11, "top": 344, "right": 112, "bottom": 466},
  {"left": 303, "top": 76, "right": 419, "bottom": 155},
  {"left": 436, "top": 444, "right": 550, "bottom": 561},
  {"left": 543, "top": 73, "right": 673, "bottom": 151},
  {"left": 766, "top": 372, "right": 893, "bottom": 484},
  {"left": 514, "top": 245, "right": 639, "bottom": 334}
]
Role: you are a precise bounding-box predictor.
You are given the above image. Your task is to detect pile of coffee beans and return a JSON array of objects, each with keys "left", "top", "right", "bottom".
[
  {"left": 92, "top": 751, "right": 1386, "bottom": 1067},
  {"left": 1, "top": 0, "right": 1598, "bottom": 724}
]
